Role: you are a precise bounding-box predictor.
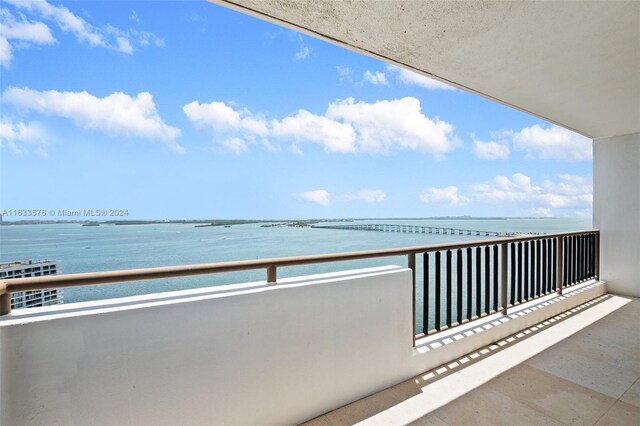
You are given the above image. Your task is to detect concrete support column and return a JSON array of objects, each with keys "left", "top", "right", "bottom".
[{"left": 593, "top": 132, "right": 640, "bottom": 297}]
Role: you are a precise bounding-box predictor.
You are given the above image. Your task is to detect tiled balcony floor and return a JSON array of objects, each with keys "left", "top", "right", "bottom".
[{"left": 305, "top": 295, "right": 640, "bottom": 426}]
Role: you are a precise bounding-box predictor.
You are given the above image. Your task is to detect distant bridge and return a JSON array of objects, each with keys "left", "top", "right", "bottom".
[{"left": 311, "top": 224, "right": 534, "bottom": 238}]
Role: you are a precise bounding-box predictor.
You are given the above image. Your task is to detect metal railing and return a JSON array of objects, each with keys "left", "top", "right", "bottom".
[
  {"left": 0, "top": 230, "right": 599, "bottom": 342},
  {"left": 417, "top": 230, "right": 599, "bottom": 337}
]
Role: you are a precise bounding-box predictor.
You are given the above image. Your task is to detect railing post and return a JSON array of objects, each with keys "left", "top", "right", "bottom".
[
  {"left": 0, "top": 282, "right": 10, "bottom": 316},
  {"left": 500, "top": 242, "right": 508, "bottom": 315},
  {"left": 408, "top": 253, "right": 416, "bottom": 345},
  {"left": 556, "top": 236, "right": 564, "bottom": 294},
  {"left": 594, "top": 232, "right": 600, "bottom": 280},
  {"left": 266, "top": 265, "right": 277, "bottom": 284}
]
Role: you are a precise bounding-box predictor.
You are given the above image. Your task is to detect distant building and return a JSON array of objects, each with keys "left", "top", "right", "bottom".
[{"left": 0, "top": 260, "right": 63, "bottom": 309}]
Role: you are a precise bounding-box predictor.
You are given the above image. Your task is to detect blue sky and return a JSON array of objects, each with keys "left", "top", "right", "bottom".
[{"left": 0, "top": 0, "right": 593, "bottom": 220}]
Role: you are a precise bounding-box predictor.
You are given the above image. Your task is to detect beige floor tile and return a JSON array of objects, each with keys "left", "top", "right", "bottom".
[
  {"left": 482, "top": 364, "right": 616, "bottom": 425},
  {"left": 408, "top": 413, "right": 450, "bottom": 425},
  {"left": 594, "top": 400, "right": 640, "bottom": 426},
  {"left": 572, "top": 338, "right": 640, "bottom": 369},
  {"left": 592, "top": 309, "right": 640, "bottom": 327},
  {"left": 620, "top": 378, "right": 640, "bottom": 409},
  {"left": 567, "top": 319, "right": 640, "bottom": 348},
  {"left": 525, "top": 343, "right": 639, "bottom": 399},
  {"left": 303, "top": 382, "right": 423, "bottom": 426},
  {"left": 428, "top": 388, "right": 564, "bottom": 426},
  {"left": 304, "top": 414, "right": 334, "bottom": 426},
  {"left": 590, "top": 309, "right": 640, "bottom": 334}
]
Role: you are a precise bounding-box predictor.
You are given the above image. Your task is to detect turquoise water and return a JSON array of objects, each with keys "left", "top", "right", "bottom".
[{"left": 0, "top": 218, "right": 591, "bottom": 319}]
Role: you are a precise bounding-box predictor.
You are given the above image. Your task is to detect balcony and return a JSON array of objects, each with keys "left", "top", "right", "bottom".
[
  {"left": 1, "top": 1, "right": 638, "bottom": 424},
  {"left": 3, "top": 230, "right": 635, "bottom": 425}
]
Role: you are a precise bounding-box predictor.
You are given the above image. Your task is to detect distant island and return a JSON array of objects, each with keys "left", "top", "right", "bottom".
[
  {"left": 0, "top": 216, "right": 557, "bottom": 226},
  {"left": 260, "top": 220, "right": 326, "bottom": 228}
]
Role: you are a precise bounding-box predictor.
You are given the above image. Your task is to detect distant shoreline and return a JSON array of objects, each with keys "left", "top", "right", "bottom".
[{"left": 0, "top": 217, "right": 562, "bottom": 226}]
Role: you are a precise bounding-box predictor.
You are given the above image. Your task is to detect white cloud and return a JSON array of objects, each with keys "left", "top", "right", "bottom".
[
  {"left": 0, "top": 36, "right": 11, "bottom": 66},
  {"left": 343, "top": 189, "right": 386, "bottom": 203},
  {"left": 115, "top": 36, "right": 133, "bottom": 54},
  {"left": 184, "top": 101, "right": 241, "bottom": 129},
  {"left": 183, "top": 100, "right": 269, "bottom": 136},
  {"left": 222, "top": 137, "right": 248, "bottom": 155},
  {"left": 469, "top": 173, "right": 538, "bottom": 203},
  {"left": 129, "top": 10, "right": 141, "bottom": 24},
  {"left": 335, "top": 66, "right": 352, "bottom": 82},
  {"left": 472, "top": 140, "right": 510, "bottom": 160},
  {"left": 363, "top": 70, "right": 388, "bottom": 86},
  {"left": 538, "top": 174, "right": 593, "bottom": 209},
  {"left": 326, "top": 97, "right": 454, "bottom": 155},
  {"left": 420, "top": 186, "right": 469, "bottom": 207},
  {"left": 3, "top": 87, "right": 183, "bottom": 153},
  {"left": 387, "top": 65, "right": 456, "bottom": 91},
  {"left": 469, "top": 173, "right": 592, "bottom": 210},
  {"left": 135, "top": 30, "right": 164, "bottom": 48},
  {"left": 5, "top": 0, "right": 109, "bottom": 48},
  {"left": 0, "top": 8, "right": 55, "bottom": 68},
  {"left": 300, "top": 190, "right": 330, "bottom": 206},
  {"left": 0, "top": 9, "right": 55, "bottom": 43},
  {"left": 0, "top": 118, "right": 49, "bottom": 155},
  {"left": 272, "top": 109, "right": 356, "bottom": 153},
  {"left": 2, "top": 0, "right": 163, "bottom": 58},
  {"left": 420, "top": 173, "right": 592, "bottom": 215},
  {"left": 183, "top": 100, "right": 269, "bottom": 153},
  {"left": 294, "top": 34, "right": 309, "bottom": 60},
  {"left": 512, "top": 124, "right": 592, "bottom": 161},
  {"left": 295, "top": 45, "right": 309, "bottom": 60},
  {"left": 184, "top": 97, "right": 456, "bottom": 156}
]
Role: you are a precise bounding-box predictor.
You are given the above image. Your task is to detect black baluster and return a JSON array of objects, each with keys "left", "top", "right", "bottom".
[
  {"left": 435, "top": 251, "right": 441, "bottom": 331},
  {"left": 583, "top": 234, "right": 587, "bottom": 280},
  {"left": 542, "top": 240, "right": 547, "bottom": 294},
  {"left": 589, "top": 233, "right": 594, "bottom": 278},
  {"left": 536, "top": 240, "right": 542, "bottom": 295},
  {"left": 446, "top": 250, "right": 452, "bottom": 327},
  {"left": 423, "top": 252, "right": 429, "bottom": 334},
  {"left": 466, "top": 247, "right": 472, "bottom": 320},
  {"left": 552, "top": 238, "right": 557, "bottom": 291},
  {"left": 493, "top": 244, "right": 499, "bottom": 311},
  {"left": 532, "top": 239, "right": 537, "bottom": 296},
  {"left": 485, "top": 246, "right": 490, "bottom": 314},
  {"left": 517, "top": 242, "right": 523, "bottom": 303},
  {"left": 577, "top": 235, "right": 583, "bottom": 282},
  {"left": 510, "top": 242, "right": 516, "bottom": 306},
  {"left": 563, "top": 236, "right": 568, "bottom": 287},
  {"left": 547, "top": 239, "right": 553, "bottom": 293},
  {"left": 524, "top": 241, "right": 530, "bottom": 300},
  {"left": 571, "top": 235, "right": 576, "bottom": 285},
  {"left": 580, "top": 235, "right": 584, "bottom": 281},
  {"left": 457, "top": 249, "right": 463, "bottom": 324},
  {"left": 476, "top": 246, "right": 482, "bottom": 317},
  {"left": 587, "top": 234, "right": 591, "bottom": 279}
]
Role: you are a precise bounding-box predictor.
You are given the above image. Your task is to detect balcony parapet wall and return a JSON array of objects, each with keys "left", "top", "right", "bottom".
[{"left": 0, "top": 266, "right": 605, "bottom": 425}]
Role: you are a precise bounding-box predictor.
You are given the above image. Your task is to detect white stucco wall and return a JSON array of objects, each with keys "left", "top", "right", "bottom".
[
  {"left": 0, "top": 267, "right": 416, "bottom": 425},
  {"left": 594, "top": 132, "right": 640, "bottom": 297},
  {"left": 0, "top": 266, "right": 606, "bottom": 425}
]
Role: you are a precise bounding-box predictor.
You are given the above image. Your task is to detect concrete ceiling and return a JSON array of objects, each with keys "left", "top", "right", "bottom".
[{"left": 211, "top": 0, "right": 639, "bottom": 140}]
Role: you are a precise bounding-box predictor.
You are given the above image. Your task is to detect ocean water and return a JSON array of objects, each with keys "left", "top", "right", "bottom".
[{"left": 1, "top": 218, "right": 590, "bottom": 309}]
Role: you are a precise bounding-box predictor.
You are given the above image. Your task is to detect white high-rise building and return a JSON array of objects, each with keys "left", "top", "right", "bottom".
[{"left": 0, "top": 260, "right": 62, "bottom": 309}]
